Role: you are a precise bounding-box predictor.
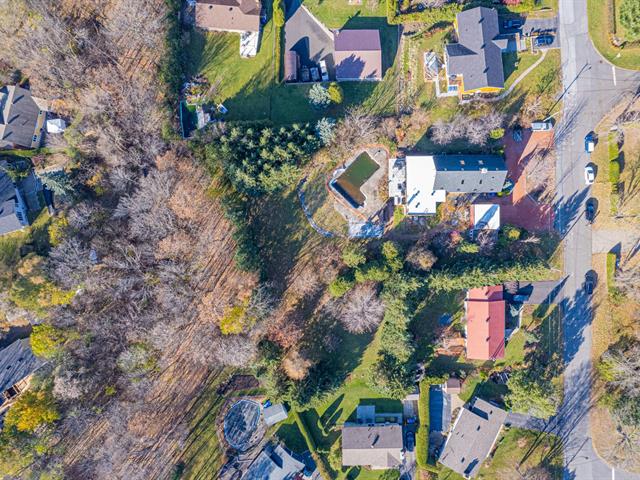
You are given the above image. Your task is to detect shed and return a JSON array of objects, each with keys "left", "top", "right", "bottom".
[
  {"left": 284, "top": 51, "right": 299, "bottom": 82},
  {"left": 263, "top": 403, "right": 288, "bottom": 426},
  {"left": 46, "top": 118, "right": 66, "bottom": 134}
]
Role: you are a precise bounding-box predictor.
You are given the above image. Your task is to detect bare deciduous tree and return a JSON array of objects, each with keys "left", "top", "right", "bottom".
[{"left": 333, "top": 283, "right": 384, "bottom": 333}]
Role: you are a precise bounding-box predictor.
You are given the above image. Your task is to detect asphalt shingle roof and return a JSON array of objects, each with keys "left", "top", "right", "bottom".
[
  {"left": 333, "top": 29, "right": 382, "bottom": 81},
  {"left": 342, "top": 424, "right": 403, "bottom": 468},
  {"left": 195, "top": 0, "right": 261, "bottom": 32},
  {"left": 439, "top": 397, "right": 507, "bottom": 478},
  {"left": 432, "top": 154, "right": 507, "bottom": 193},
  {"left": 0, "top": 339, "right": 45, "bottom": 401},
  {"left": 445, "top": 7, "right": 505, "bottom": 91},
  {"left": 0, "top": 85, "right": 43, "bottom": 149}
]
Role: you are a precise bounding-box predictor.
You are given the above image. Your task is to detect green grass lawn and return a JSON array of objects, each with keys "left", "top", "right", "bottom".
[
  {"left": 587, "top": 0, "right": 640, "bottom": 70},
  {"left": 498, "top": 48, "right": 562, "bottom": 118},
  {"left": 502, "top": 51, "right": 541, "bottom": 91},
  {"left": 303, "top": 0, "right": 387, "bottom": 29},
  {"left": 477, "top": 427, "right": 563, "bottom": 479},
  {"left": 274, "top": 326, "right": 404, "bottom": 480},
  {"left": 184, "top": 14, "right": 399, "bottom": 124}
]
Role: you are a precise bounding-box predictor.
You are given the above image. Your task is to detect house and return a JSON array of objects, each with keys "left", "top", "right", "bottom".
[
  {"left": 195, "top": 0, "right": 261, "bottom": 33},
  {"left": 0, "top": 170, "right": 29, "bottom": 235},
  {"left": 333, "top": 29, "right": 382, "bottom": 81},
  {"left": 438, "top": 397, "right": 507, "bottom": 478},
  {"left": 444, "top": 7, "right": 510, "bottom": 96},
  {"left": 0, "top": 339, "right": 45, "bottom": 410},
  {"left": 0, "top": 85, "right": 48, "bottom": 149},
  {"left": 342, "top": 423, "right": 404, "bottom": 469},
  {"left": 242, "top": 443, "right": 305, "bottom": 480},
  {"left": 401, "top": 155, "right": 508, "bottom": 215},
  {"left": 465, "top": 285, "right": 506, "bottom": 361},
  {"left": 263, "top": 403, "right": 288, "bottom": 426}
]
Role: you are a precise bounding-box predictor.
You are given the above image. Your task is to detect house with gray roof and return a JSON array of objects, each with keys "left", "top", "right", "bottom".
[
  {"left": 0, "top": 170, "right": 29, "bottom": 235},
  {"left": 0, "top": 339, "right": 45, "bottom": 409},
  {"left": 242, "top": 443, "right": 305, "bottom": 480},
  {"left": 438, "top": 397, "right": 507, "bottom": 478},
  {"left": 444, "top": 7, "right": 511, "bottom": 95},
  {"left": 399, "top": 154, "right": 508, "bottom": 215},
  {"left": 0, "top": 85, "right": 48, "bottom": 149},
  {"left": 342, "top": 423, "right": 404, "bottom": 469}
]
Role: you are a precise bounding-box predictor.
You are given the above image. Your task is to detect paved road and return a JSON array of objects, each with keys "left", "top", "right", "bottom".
[
  {"left": 555, "top": 0, "right": 640, "bottom": 479},
  {"left": 592, "top": 228, "right": 640, "bottom": 254}
]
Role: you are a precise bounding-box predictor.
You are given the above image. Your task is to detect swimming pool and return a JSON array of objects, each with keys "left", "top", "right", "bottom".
[{"left": 332, "top": 152, "right": 380, "bottom": 208}]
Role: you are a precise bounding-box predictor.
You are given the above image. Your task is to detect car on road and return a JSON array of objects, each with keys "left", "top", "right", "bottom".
[
  {"left": 535, "top": 34, "right": 554, "bottom": 47},
  {"left": 584, "top": 165, "right": 595, "bottom": 185},
  {"left": 585, "top": 132, "right": 596, "bottom": 153},
  {"left": 584, "top": 271, "right": 596, "bottom": 295},
  {"left": 585, "top": 198, "right": 596, "bottom": 224},
  {"left": 503, "top": 18, "right": 523, "bottom": 29}
]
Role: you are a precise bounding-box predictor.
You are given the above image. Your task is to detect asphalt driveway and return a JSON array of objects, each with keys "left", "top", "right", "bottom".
[{"left": 500, "top": 15, "right": 560, "bottom": 49}]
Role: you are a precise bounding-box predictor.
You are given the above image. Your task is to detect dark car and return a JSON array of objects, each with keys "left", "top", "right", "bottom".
[
  {"left": 535, "top": 35, "right": 554, "bottom": 47},
  {"left": 585, "top": 132, "right": 597, "bottom": 153},
  {"left": 503, "top": 19, "right": 523, "bottom": 29},
  {"left": 405, "top": 431, "right": 415, "bottom": 451},
  {"left": 584, "top": 271, "right": 596, "bottom": 295},
  {"left": 585, "top": 199, "right": 596, "bottom": 224}
]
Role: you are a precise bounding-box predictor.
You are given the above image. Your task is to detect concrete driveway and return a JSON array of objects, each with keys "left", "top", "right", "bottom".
[{"left": 554, "top": 0, "right": 640, "bottom": 478}]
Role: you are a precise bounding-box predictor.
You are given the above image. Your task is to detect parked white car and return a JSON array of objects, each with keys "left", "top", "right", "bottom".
[
  {"left": 584, "top": 165, "right": 595, "bottom": 185},
  {"left": 319, "top": 60, "right": 329, "bottom": 82}
]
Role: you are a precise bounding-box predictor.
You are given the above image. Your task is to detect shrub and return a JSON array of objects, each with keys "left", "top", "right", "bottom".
[
  {"left": 327, "top": 82, "right": 343, "bottom": 104},
  {"left": 4, "top": 390, "right": 59, "bottom": 433},
  {"left": 308, "top": 84, "right": 331, "bottom": 109},
  {"left": 30, "top": 324, "right": 69, "bottom": 358},
  {"left": 328, "top": 276, "right": 355, "bottom": 297},
  {"left": 342, "top": 243, "right": 367, "bottom": 268},
  {"left": 609, "top": 159, "right": 621, "bottom": 184},
  {"left": 219, "top": 303, "right": 249, "bottom": 334},
  {"left": 502, "top": 224, "right": 523, "bottom": 242},
  {"left": 315, "top": 117, "right": 335, "bottom": 146},
  {"left": 273, "top": 0, "right": 285, "bottom": 27},
  {"left": 490, "top": 128, "right": 505, "bottom": 139},
  {"left": 620, "top": 0, "right": 640, "bottom": 39}
]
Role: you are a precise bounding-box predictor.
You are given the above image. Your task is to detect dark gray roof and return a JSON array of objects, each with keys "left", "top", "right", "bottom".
[
  {"left": 432, "top": 155, "right": 507, "bottom": 193},
  {"left": 445, "top": 7, "right": 505, "bottom": 91},
  {"left": 0, "top": 338, "right": 45, "bottom": 400},
  {"left": 342, "top": 424, "right": 403, "bottom": 467},
  {"left": 439, "top": 397, "right": 507, "bottom": 478},
  {"left": 0, "top": 172, "right": 26, "bottom": 235},
  {"left": 0, "top": 85, "right": 44, "bottom": 148}
]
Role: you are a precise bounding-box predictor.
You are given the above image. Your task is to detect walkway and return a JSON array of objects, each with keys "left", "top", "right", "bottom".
[
  {"left": 297, "top": 179, "right": 336, "bottom": 238},
  {"left": 485, "top": 49, "right": 548, "bottom": 102}
]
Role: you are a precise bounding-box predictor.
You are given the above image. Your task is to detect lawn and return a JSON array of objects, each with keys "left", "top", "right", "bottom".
[
  {"left": 502, "top": 51, "right": 541, "bottom": 91},
  {"left": 303, "top": 0, "right": 387, "bottom": 30},
  {"left": 498, "top": 49, "right": 562, "bottom": 118},
  {"left": 277, "top": 327, "right": 404, "bottom": 479},
  {"left": 477, "top": 427, "right": 563, "bottom": 479},
  {"left": 184, "top": 13, "right": 399, "bottom": 124},
  {"left": 587, "top": 0, "right": 640, "bottom": 70}
]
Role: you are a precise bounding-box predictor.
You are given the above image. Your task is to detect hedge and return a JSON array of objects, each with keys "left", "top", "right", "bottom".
[
  {"left": 293, "top": 411, "right": 332, "bottom": 480},
  {"left": 609, "top": 159, "right": 621, "bottom": 185},
  {"left": 606, "top": 252, "right": 617, "bottom": 290},
  {"left": 415, "top": 380, "right": 430, "bottom": 470},
  {"left": 386, "top": 0, "right": 461, "bottom": 25}
]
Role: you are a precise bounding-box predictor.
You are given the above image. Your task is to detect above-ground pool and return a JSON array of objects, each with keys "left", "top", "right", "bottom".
[{"left": 332, "top": 151, "right": 380, "bottom": 208}]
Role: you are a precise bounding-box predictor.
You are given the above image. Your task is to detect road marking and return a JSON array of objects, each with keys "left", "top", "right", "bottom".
[
  {"left": 612, "top": 467, "right": 615, "bottom": 480},
  {"left": 612, "top": 66, "right": 617, "bottom": 86}
]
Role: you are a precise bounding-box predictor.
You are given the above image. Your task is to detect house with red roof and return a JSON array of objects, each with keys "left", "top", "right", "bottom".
[{"left": 464, "top": 285, "right": 506, "bottom": 360}]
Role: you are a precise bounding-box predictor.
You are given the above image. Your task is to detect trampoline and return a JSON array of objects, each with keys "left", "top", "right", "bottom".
[{"left": 223, "top": 399, "right": 262, "bottom": 451}]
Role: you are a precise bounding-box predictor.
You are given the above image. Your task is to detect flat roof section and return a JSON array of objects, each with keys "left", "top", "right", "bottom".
[{"left": 405, "top": 155, "right": 446, "bottom": 215}]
